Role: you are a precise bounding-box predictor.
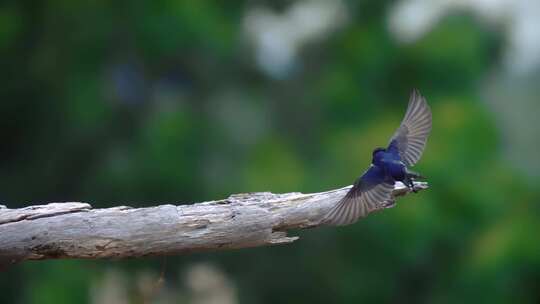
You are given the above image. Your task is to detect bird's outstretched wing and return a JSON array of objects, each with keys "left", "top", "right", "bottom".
[
  {"left": 324, "top": 165, "right": 394, "bottom": 226},
  {"left": 387, "top": 89, "right": 432, "bottom": 167}
]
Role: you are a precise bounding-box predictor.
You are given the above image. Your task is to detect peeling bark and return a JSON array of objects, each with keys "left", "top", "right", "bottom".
[{"left": 0, "top": 181, "right": 427, "bottom": 266}]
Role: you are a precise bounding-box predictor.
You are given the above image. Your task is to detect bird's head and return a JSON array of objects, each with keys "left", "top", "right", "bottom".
[{"left": 372, "top": 147, "right": 386, "bottom": 162}]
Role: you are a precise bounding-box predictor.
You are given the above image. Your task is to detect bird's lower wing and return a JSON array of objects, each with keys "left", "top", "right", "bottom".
[{"left": 324, "top": 180, "right": 394, "bottom": 226}]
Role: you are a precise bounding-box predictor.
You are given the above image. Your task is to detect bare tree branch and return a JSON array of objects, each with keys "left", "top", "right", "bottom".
[{"left": 0, "top": 181, "right": 427, "bottom": 266}]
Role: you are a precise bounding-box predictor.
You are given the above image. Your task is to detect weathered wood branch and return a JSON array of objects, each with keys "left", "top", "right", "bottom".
[{"left": 0, "top": 181, "right": 427, "bottom": 266}]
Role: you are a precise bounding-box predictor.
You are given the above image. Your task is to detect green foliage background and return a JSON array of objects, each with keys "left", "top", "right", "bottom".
[{"left": 1, "top": 1, "right": 539, "bottom": 303}]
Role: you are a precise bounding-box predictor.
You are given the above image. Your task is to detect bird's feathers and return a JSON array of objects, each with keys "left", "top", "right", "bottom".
[
  {"left": 325, "top": 89, "right": 431, "bottom": 226},
  {"left": 388, "top": 89, "right": 432, "bottom": 167},
  {"left": 324, "top": 166, "right": 394, "bottom": 226}
]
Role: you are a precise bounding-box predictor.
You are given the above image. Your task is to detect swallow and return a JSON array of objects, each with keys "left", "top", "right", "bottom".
[{"left": 324, "top": 89, "right": 432, "bottom": 226}]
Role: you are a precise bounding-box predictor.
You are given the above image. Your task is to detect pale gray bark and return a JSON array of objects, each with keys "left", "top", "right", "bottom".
[{"left": 0, "top": 181, "right": 427, "bottom": 266}]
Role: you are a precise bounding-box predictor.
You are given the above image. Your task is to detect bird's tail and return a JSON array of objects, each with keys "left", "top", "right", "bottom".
[{"left": 405, "top": 169, "right": 426, "bottom": 180}]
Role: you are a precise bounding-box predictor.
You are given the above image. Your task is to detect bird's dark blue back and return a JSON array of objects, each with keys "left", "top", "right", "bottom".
[{"left": 371, "top": 147, "right": 405, "bottom": 183}]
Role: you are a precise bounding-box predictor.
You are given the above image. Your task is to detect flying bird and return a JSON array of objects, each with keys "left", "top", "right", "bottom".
[{"left": 324, "top": 89, "right": 432, "bottom": 226}]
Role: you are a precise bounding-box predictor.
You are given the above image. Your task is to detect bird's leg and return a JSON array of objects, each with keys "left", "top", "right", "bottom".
[
  {"left": 405, "top": 176, "right": 417, "bottom": 193},
  {"left": 404, "top": 169, "right": 426, "bottom": 193},
  {"left": 402, "top": 174, "right": 417, "bottom": 193}
]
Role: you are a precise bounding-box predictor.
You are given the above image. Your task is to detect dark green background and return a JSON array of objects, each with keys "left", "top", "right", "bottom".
[{"left": 1, "top": 1, "right": 539, "bottom": 303}]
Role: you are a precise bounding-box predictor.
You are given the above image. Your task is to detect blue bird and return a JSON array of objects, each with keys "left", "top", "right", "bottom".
[{"left": 325, "top": 89, "right": 432, "bottom": 226}]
